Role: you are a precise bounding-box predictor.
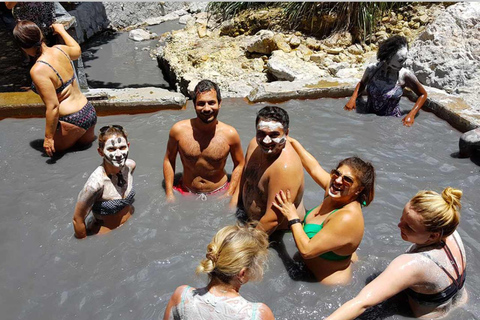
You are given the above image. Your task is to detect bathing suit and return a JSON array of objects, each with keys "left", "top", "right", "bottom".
[
  {"left": 31, "top": 47, "right": 97, "bottom": 130},
  {"left": 303, "top": 206, "right": 351, "bottom": 261},
  {"left": 58, "top": 101, "right": 97, "bottom": 130},
  {"left": 406, "top": 236, "right": 466, "bottom": 306},
  {"left": 92, "top": 188, "right": 135, "bottom": 216},
  {"left": 365, "top": 68, "right": 403, "bottom": 117},
  {"left": 31, "top": 47, "right": 76, "bottom": 95},
  {"left": 172, "top": 286, "right": 262, "bottom": 320},
  {"left": 173, "top": 178, "right": 229, "bottom": 201}
]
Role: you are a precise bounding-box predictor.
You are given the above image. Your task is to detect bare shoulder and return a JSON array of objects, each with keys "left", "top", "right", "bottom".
[
  {"left": 169, "top": 285, "right": 190, "bottom": 306},
  {"left": 126, "top": 159, "right": 136, "bottom": 171},
  {"left": 278, "top": 142, "right": 303, "bottom": 168},
  {"left": 170, "top": 119, "right": 191, "bottom": 135},
  {"left": 218, "top": 121, "right": 240, "bottom": 138},
  {"left": 257, "top": 303, "right": 275, "bottom": 320}
]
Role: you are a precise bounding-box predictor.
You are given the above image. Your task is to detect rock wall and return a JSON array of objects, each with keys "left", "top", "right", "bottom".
[
  {"left": 68, "top": 2, "right": 109, "bottom": 44},
  {"left": 103, "top": 2, "right": 207, "bottom": 29},
  {"left": 408, "top": 2, "right": 480, "bottom": 110}
]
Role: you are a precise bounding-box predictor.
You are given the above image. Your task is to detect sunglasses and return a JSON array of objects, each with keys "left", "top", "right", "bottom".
[
  {"left": 100, "top": 125, "right": 124, "bottom": 134},
  {"left": 330, "top": 169, "right": 354, "bottom": 186}
]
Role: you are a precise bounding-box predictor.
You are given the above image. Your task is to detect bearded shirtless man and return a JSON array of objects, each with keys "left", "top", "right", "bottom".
[
  {"left": 232, "top": 106, "right": 305, "bottom": 234},
  {"left": 163, "top": 80, "right": 244, "bottom": 202}
]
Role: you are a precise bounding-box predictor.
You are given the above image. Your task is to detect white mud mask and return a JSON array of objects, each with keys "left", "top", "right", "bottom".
[
  {"left": 103, "top": 135, "right": 129, "bottom": 167},
  {"left": 388, "top": 46, "right": 408, "bottom": 70},
  {"left": 256, "top": 121, "right": 286, "bottom": 154}
]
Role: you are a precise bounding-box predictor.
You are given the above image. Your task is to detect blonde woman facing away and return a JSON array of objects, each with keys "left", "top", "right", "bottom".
[
  {"left": 325, "top": 188, "right": 467, "bottom": 320},
  {"left": 163, "top": 224, "right": 274, "bottom": 320}
]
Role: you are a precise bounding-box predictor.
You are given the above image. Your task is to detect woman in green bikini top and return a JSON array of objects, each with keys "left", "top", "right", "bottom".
[{"left": 273, "top": 138, "right": 375, "bottom": 285}]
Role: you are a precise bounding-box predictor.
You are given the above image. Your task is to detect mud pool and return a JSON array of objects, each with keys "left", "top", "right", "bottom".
[
  {"left": 0, "top": 97, "right": 479, "bottom": 320},
  {"left": 81, "top": 20, "right": 183, "bottom": 89}
]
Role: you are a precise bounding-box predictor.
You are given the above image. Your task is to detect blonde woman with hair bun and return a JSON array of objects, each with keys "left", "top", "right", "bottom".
[
  {"left": 163, "top": 224, "right": 274, "bottom": 320},
  {"left": 325, "top": 187, "right": 467, "bottom": 320}
]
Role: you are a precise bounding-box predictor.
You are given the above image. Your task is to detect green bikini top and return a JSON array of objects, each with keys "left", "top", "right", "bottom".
[{"left": 303, "top": 206, "right": 351, "bottom": 261}]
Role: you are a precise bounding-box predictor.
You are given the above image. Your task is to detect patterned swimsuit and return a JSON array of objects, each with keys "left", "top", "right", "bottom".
[{"left": 365, "top": 69, "right": 403, "bottom": 117}]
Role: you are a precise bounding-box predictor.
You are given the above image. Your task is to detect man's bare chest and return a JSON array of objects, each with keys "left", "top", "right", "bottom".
[{"left": 178, "top": 135, "right": 230, "bottom": 163}]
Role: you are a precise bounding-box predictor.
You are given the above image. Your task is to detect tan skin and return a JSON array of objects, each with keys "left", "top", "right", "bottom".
[
  {"left": 232, "top": 125, "right": 305, "bottom": 235},
  {"left": 23, "top": 23, "right": 94, "bottom": 156},
  {"left": 325, "top": 202, "right": 467, "bottom": 320},
  {"left": 273, "top": 138, "right": 365, "bottom": 285},
  {"left": 163, "top": 271, "right": 275, "bottom": 320},
  {"left": 345, "top": 50, "right": 428, "bottom": 127},
  {"left": 72, "top": 136, "right": 135, "bottom": 239},
  {"left": 163, "top": 89, "right": 244, "bottom": 202}
]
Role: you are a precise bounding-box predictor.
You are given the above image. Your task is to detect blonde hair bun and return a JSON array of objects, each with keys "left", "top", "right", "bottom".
[{"left": 442, "top": 187, "right": 462, "bottom": 211}]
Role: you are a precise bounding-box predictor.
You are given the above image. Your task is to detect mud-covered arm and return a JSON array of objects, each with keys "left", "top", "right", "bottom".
[
  {"left": 325, "top": 254, "right": 421, "bottom": 320},
  {"left": 31, "top": 66, "right": 60, "bottom": 157},
  {"left": 344, "top": 63, "right": 376, "bottom": 110},
  {"left": 288, "top": 137, "right": 330, "bottom": 190},
  {"left": 227, "top": 128, "right": 245, "bottom": 196},
  {"left": 258, "top": 163, "right": 302, "bottom": 235},
  {"left": 163, "top": 125, "right": 179, "bottom": 202},
  {"left": 72, "top": 177, "right": 103, "bottom": 239},
  {"left": 402, "top": 71, "right": 428, "bottom": 127},
  {"left": 163, "top": 285, "right": 187, "bottom": 320}
]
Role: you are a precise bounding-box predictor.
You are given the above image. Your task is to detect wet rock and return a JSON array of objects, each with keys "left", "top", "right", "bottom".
[
  {"left": 459, "top": 128, "right": 480, "bottom": 157},
  {"left": 266, "top": 50, "right": 328, "bottom": 82},
  {"left": 129, "top": 29, "right": 157, "bottom": 41}
]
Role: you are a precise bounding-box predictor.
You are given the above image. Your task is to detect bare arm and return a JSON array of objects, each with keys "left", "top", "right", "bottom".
[
  {"left": 273, "top": 190, "right": 360, "bottom": 259},
  {"left": 31, "top": 66, "right": 60, "bottom": 157},
  {"left": 325, "top": 254, "right": 421, "bottom": 320},
  {"left": 226, "top": 128, "right": 245, "bottom": 196},
  {"left": 258, "top": 303, "right": 275, "bottom": 320},
  {"left": 163, "top": 126, "right": 179, "bottom": 202},
  {"left": 288, "top": 137, "right": 330, "bottom": 190},
  {"left": 344, "top": 64, "right": 375, "bottom": 110},
  {"left": 258, "top": 162, "right": 303, "bottom": 235},
  {"left": 163, "top": 285, "right": 186, "bottom": 320},
  {"left": 51, "top": 24, "right": 82, "bottom": 60},
  {"left": 72, "top": 179, "right": 103, "bottom": 239},
  {"left": 402, "top": 71, "right": 428, "bottom": 127}
]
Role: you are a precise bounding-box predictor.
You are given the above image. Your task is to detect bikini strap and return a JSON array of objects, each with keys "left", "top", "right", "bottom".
[
  {"left": 36, "top": 60, "right": 64, "bottom": 85},
  {"left": 420, "top": 251, "right": 458, "bottom": 286},
  {"left": 55, "top": 46, "right": 76, "bottom": 76},
  {"left": 55, "top": 46, "right": 71, "bottom": 60},
  {"left": 452, "top": 233, "right": 465, "bottom": 270},
  {"left": 442, "top": 240, "right": 462, "bottom": 281}
]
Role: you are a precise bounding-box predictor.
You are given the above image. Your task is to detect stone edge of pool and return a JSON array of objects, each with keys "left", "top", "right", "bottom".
[
  {"left": 0, "top": 87, "right": 187, "bottom": 119},
  {"left": 1, "top": 81, "right": 479, "bottom": 134}
]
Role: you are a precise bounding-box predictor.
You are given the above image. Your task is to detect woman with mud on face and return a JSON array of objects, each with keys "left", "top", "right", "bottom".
[
  {"left": 344, "top": 35, "right": 427, "bottom": 127},
  {"left": 163, "top": 224, "right": 275, "bottom": 320},
  {"left": 273, "top": 138, "right": 375, "bottom": 285},
  {"left": 72, "top": 126, "right": 136, "bottom": 239},
  {"left": 13, "top": 21, "right": 97, "bottom": 157},
  {"left": 325, "top": 187, "right": 467, "bottom": 320}
]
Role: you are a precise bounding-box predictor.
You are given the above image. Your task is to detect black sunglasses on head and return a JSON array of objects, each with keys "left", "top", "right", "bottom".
[{"left": 100, "top": 125, "right": 124, "bottom": 134}]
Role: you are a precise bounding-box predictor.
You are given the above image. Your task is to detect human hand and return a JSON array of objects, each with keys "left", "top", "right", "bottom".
[
  {"left": 272, "top": 190, "right": 299, "bottom": 220},
  {"left": 402, "top": 114, "right": 415, "bottom": 127},
  {"left": 344, "top": 100, "right": 356, "bottom": 111},
  {"left": 43, "top": 137, "right": 55, "bottom": 157},
  {"left": 51, "top": 23, "right": 66, "bottom": 34}
]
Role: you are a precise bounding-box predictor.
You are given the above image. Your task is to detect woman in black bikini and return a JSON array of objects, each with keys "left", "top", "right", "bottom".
[
  {"left": 73, "top": 126, "right": 135, "bottom": 239},
  {"left": 325, "top": 187, "right": 467, "bottom": 319},
  {"left": 13, "top": 20, "right": 96, "bottom": 157}
]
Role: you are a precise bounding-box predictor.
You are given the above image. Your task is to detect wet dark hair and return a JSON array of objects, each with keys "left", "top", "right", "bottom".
[
  {"left": 377, "top": 35, "right": 408, "bottom": 62},
  {"left": 256, "top": 106, "right": 289, "bottom": 131},
  {"left": 98, "top": 125, "right": 128, "bottom": 149},
  {"left": 337, "top": 157, "right": 375, "bottom": 206},
  {"left": 193, "top": 79, "right": 222, "bottom": 104},
  {"left": 13, "top": 20, "right": 44, "bottom": 58}
]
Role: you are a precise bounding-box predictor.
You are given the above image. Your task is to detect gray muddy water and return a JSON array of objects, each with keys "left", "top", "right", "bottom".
[
  {"left": 0, "top": 97, "right": 479, "bottom": 320},
  {"left": 81, "top": 20, "right": 183, "bottom": 89}
]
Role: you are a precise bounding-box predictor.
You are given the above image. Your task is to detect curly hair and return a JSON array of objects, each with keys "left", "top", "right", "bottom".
[{"left": 377, "top": 35, "right": 408, "bottom": 63}]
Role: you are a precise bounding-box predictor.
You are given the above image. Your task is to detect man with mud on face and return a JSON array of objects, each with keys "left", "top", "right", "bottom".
[
  {"left": 231, "top": 106, "right": 305, "bottom": 235},
  {"left": 163, "top": 80, "right": 245, "bottom": 202}
]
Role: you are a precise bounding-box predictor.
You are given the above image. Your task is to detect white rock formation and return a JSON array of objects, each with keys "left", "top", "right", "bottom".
[
  {"left": 128, "top": 29, "right": 157, "bottom": 41},
  {"left": 267, "top": 50, "right": 328, "bottom": 82}
]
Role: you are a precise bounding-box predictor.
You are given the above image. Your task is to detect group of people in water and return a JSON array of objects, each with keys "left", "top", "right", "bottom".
[{"left": 12, "top": 19, "right": 466, "bottom": 320}]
